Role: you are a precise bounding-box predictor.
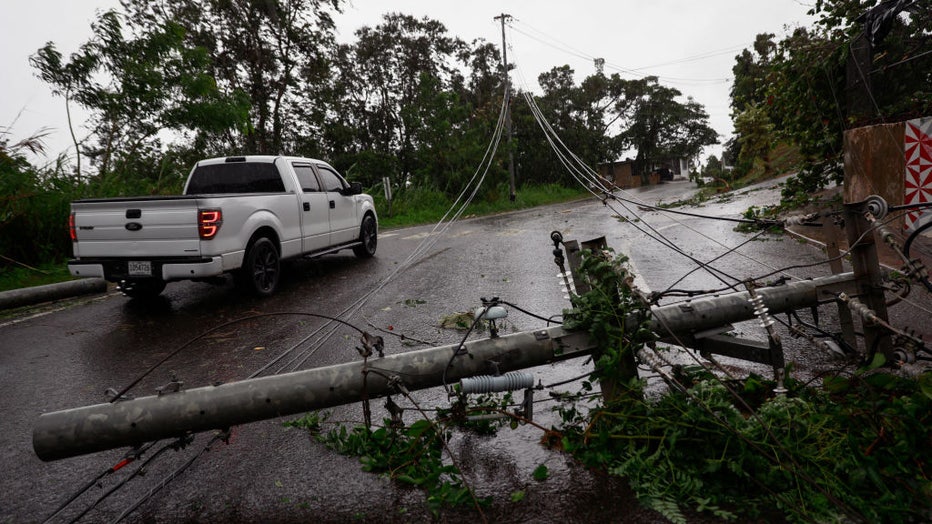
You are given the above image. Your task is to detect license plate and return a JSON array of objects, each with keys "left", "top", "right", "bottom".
[{"left": 127, "top": 261, "right": 152, "bottom": 276}]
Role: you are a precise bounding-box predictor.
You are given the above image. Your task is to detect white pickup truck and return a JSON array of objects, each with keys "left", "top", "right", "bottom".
[{"left": 68, "top": 155, "right": 378, "bottom": 298}]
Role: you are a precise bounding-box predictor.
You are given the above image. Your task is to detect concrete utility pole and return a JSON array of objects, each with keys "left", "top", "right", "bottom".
[
  {"left": 34, "top": 272, "right": 858, "bottom": 462},
  {"left": 494, "top": 13, "right": 517, "bottom": 202}
]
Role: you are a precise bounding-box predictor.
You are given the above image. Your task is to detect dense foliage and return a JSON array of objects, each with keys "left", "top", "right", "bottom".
[
  {"left": 556, "top": 250, "right": 931, "bottom": 523},
  {"left": 0, "top": 134, "right": 82, "bottom": 266},
  {"left": 4, "top": 0, "right": 721, "bottom": 272},
  {"left": 286, "top": 250, "right": 931, "bottom": 521},
  {"left": 727, "top": 0, "right": 930, "bottom": 203},
  {"left": 561, "top": 366, "right": 932, "bottom": 523},
  {"left": 286, "top": 414, "right": 485, "bottom": 514}
]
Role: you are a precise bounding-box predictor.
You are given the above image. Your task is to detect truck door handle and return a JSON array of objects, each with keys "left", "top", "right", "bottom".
[
  {"left": 303, "top": 202, "right": 310, "bottom": 211},
  {"left": 329, "top": 200, "right": 335, "bottom": 209}
]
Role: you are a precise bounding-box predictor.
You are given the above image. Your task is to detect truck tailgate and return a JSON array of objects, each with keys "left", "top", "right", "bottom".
[{"left": 72, "top": 197, "right": 202, "bottom": 258}]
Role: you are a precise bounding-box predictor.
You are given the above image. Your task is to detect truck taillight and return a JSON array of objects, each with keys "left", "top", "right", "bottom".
[
  {"left": 69, "top": 212, "right": 76, "bottom": 242},
  {"left": 198, "top": 209, "right": 222, "bottom": 239}
]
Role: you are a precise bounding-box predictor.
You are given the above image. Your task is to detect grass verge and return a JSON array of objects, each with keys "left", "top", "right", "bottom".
[
  {"left": 0, "top": 261, "right": 75, "bottom": 293},
  {"left": 374, "top": 183, "right": 590, "bottom": 229}
]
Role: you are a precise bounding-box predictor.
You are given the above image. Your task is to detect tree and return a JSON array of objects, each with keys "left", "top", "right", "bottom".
[
  {"left": 729, "top": 0, "right": 931, "bottom": 202},
  {"left": 702, "top": 154, "right": 724, "bottom": 177},
  {"left": 733, "top": 104, "right": 775, "bottom": 175},
  {"left": 328, "top": 13, "right": 504, "bottom": 197},
  {"left": 729, "top": 33, "right": 780, "bottom": 177},
  {"left": 730, "top": 33, "right": 776, "bottom": 114},
  {"left": 121, "top": 0, "right": 342, "bottom": 155},
  {"left": 619, "top": 77, "right": 718, "bottom": 176},
  {"left": 31, "top": 9, "right": 249, "bottom": 190},
  {"left": 530, "top": 65, "right": 599, "bottom": 185},
  {"left": 514, "top": 67, "right": 718, "bottom": 186},
  {"left": 521, "top": 64, "right": 635, "bottom": 185}
]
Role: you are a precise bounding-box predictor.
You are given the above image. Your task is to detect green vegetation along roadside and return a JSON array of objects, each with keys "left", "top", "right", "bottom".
[
  {"left": 286, "top": 250, "right": 932, "bottom": 523},
  {"left": 0, "top": 260, "right": 75, "bottom": 293},
  {"left": 373, "top": 183, "right": 589, "bottom": 229},
  {"left": 0, "top": 183, "right": 590, "bottom": 293}
]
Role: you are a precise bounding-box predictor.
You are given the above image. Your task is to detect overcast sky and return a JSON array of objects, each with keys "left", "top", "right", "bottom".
[{"left": 2, "top": 0, "right": 816, "bottom": 165}]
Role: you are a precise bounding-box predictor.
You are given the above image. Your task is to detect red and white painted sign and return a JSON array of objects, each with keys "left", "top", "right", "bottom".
[{"left": 904, "top": 117, "right": 932, "bottom": 232}]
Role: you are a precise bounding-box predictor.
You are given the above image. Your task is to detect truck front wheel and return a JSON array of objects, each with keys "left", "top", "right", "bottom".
[
  {"left": 353, "top": 214, "right": 377, "bottom": 258},
  {"left": 239, "top": 237, "right": 280, "bottom": 296}
]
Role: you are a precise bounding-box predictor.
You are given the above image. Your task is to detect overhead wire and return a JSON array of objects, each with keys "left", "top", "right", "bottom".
[
  {"left": 500, "top": 300, "right": 563, "bottom": 325},
  {"left": 609, "top": 193, "right": 769, "bottom": 225},
  {"left": 784, "top": 309, "right": 859, "bottom": 355},
  {"left": 523, "top": 90, "right": 742, "bottom": 290},
  {"left": 510, "top": 54, "right": 818, "bottom": 289},
  {"left": 655, "top": 229, "right": 770, "bottom": 301},
  {"left": 658, "top": 205, "right": 915, "bottom": 305},
  {"left": 61, "top": 439, "right": 189, "bottom": 524},
  {"left": 41, "top": 442, "right": 160, "bottom": 524},
  {"left": 248, "top": 92, "right": 511, "bottom": 378},
  {"left": 108, "top": 312, "right": 369, "bottom": 401},
  {"left": 632, "top": 44, "right": 748, "bottom": 69},
  {"left": 507, "top": 20, "right": 731, "bottom": 85},
  {"left": 518, "top": 82, "right": 804, "bottom": 291},
  {"left": 442, "top": 304, "right": 490, "bottom": 395},
  {"left": 55, "top": 89, "right": 513, "bottom": 524},
  {"left": 508, "top": 23, "right": 905, "bottom": 515},
  {"left": 112, "top": 432, "right": 228, "bottom": 523}
]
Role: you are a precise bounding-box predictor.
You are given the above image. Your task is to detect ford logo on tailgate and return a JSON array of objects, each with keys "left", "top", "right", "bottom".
[{"left": 125, "top": 222, "right": 143, "bottom": 231}]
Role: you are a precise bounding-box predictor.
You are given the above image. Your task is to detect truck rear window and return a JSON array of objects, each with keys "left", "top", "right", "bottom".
[{"left": 186, "top": 163, "right": 286, "bottom": 194}]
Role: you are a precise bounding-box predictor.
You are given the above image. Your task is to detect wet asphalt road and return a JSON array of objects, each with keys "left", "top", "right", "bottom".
[{"left": 2, "top": 179, "right": 926, "bottom": 523}]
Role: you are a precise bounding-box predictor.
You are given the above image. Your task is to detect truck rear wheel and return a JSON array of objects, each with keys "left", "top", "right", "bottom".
[
  {"left": 119, "top": 279, "right": 166, "bottom": 299},
  {"left": 353, "top": 214, "right": 377, "bottom": 258},
  {"left": 239, "top": 237, "right": 280, "bottom": 296}
]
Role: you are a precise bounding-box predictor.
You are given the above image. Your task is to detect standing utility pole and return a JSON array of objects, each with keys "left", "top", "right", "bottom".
[{"left": 494, "top": 13, "right": 517, "bottom": 202}]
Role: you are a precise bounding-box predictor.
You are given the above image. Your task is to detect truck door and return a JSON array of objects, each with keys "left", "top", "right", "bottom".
[
  {"left": 292, "top": 163, "right": 331, "bottom": 252},
  {"left": 315, "top": 164, "right": 358, "bottom": 244}
]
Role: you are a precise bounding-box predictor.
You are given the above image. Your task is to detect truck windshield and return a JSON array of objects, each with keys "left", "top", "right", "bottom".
[{"left": 186, "top": 163, "right": 285, "bottom": 194}]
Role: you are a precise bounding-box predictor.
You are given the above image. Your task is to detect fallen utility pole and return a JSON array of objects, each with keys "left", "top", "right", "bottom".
[{"left": 34, "top": 272, "right": 857, "bottom": 462}]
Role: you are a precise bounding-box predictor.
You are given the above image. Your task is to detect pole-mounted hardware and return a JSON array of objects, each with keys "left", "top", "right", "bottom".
[
  {"left": 32, "top": 232, "right": 863, "bottom": 462},
  {"left": 460, "top": 371, "right": 536, "bottom": 422}
]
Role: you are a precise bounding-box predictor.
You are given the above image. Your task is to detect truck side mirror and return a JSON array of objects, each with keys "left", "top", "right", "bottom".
[{"left": 341, "top": 182, "right": 363, "bottom": 196}]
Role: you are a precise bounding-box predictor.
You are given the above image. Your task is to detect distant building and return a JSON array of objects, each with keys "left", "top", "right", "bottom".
[
  {"left": 652, "top": 158, "right": 689, "bottom": 179},
  {"left": 597, "top": 159, "right": 639, "bottom": 188},
  {"left": 597, "top": 157, "right": 689, "bottom": 188}
]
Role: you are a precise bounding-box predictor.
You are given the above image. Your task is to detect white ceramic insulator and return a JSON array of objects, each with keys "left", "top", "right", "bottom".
[{"left": 460, "top": 371, "right": 535, "bottom": 394}]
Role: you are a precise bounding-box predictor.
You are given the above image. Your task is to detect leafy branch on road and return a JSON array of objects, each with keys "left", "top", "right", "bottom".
[{"left": 287, "top": 249, "right": 931, "bottom": 522}]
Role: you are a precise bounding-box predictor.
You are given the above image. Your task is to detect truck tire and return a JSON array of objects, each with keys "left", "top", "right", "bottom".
[
  {"left": 353, "top": 214, "right": 377, "bottom": 258},
  {"left": 239, "top": 237, "right": 280, "bottom": 296},
  {"left": 119, "top": 279, "right": 166, "bottom": 299}
]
